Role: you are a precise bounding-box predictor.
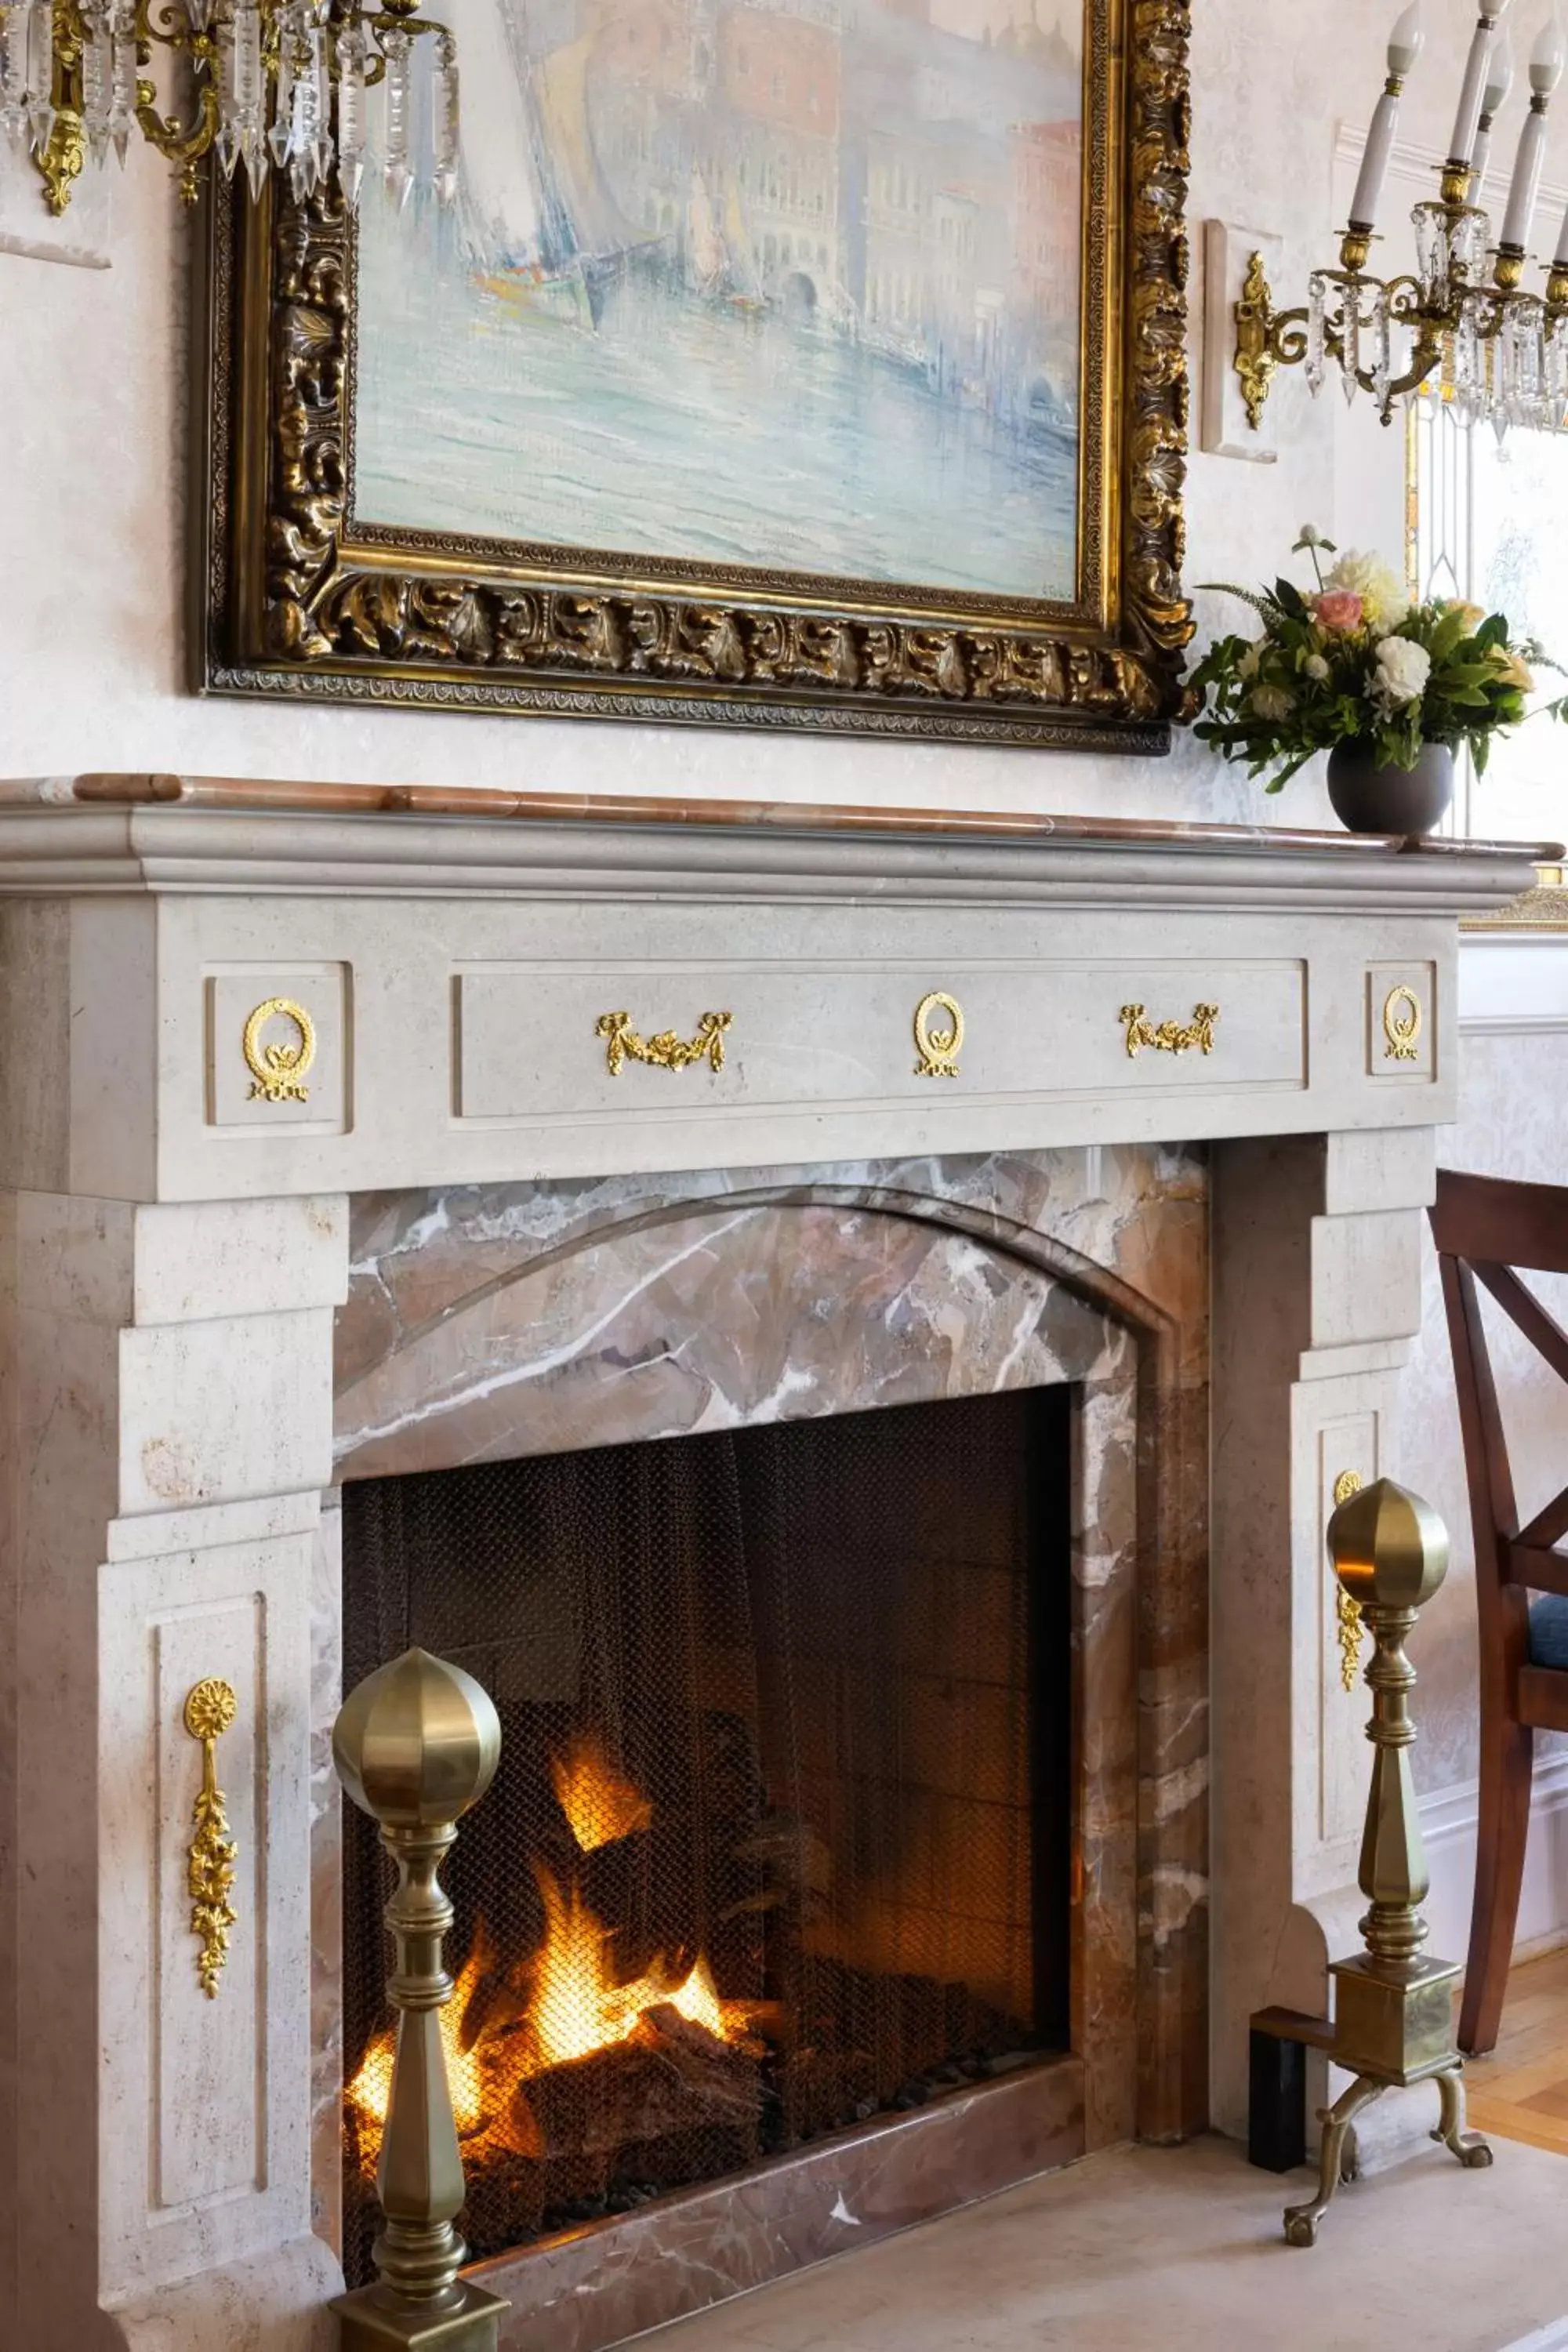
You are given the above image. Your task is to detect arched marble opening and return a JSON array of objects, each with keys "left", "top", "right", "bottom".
[{"left": 319, "top": 1149, "right": 1208, "bottom": 2328}]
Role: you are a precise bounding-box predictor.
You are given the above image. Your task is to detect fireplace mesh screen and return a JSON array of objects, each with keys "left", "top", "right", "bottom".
[{"left": 341, "top": 1388, "right": 1072, "bottom": 2281}]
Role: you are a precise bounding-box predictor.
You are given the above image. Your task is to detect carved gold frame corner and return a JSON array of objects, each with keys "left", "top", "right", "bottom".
[{"left": 196, "top": 0, "right": 1192, "bottom": 750}]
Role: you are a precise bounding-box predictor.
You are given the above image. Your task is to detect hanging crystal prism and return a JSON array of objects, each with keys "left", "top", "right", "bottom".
[
  {"left": 307, "top": 11, "right": 332, "bottom": 189},
  {"left": 1370, "top": 289, "right": 1392, "bottom": 412},
  {"left": 335, "top": 17, "right": 367, "bottom": 206},
  {"left": 431, "top": 33, "right": 459, "bottom": 205},
  {"left": 1305, "top": 271, "right": 1327, "bottom": 397},
  {"left": 269, "top": 2, "right": 298, "bottom": 169},
  {"left": 80, "top": 0, "right": 111, "bottom": 161},
  {"left": 26, "top": 0, "right": 55, "bottom": 158},
  {"left": 1341, "top": 289, "right": 1362, "bottom": 408},
  {"left": 1, "top": 0, "right": 32, "bottom": 151},
  {"left": 231, "top": 0, "right": 266, "bottom": 197},
  {"left": 106, "top": 0, "right": 136, "bottom": 165},
  {"left": 382, "top": 24, "right": 412, "bottom": 208},
  {"left": 213, "top": 11, "right": 238, "bottom": 175}
]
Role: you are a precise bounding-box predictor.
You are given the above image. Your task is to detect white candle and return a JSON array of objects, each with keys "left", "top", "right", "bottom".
[
  {"left": 1450, "top": 0, "right": 1512, "bottom": 162},
  {"left": 1471, "top": 34, "right": 1516, "bottom": 191},
  {"left": 1351, "top": 2, "right": 1427, "bottom": 227},
  {"left": 1501, "top": 11, "right": 1566, "bottom": 250}
]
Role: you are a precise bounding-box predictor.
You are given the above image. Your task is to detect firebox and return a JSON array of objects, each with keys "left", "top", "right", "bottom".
[{"left": 339, "top": 1387, "right": 1073, "bottom": 2288}]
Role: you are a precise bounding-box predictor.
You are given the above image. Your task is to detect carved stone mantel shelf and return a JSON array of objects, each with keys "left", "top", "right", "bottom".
[
  {"left": 0, "top": 775, "right": 1552, "bottom": 1206},
  {"left": 0, "top": 773, "right": 1553, "bottom": 2352}
]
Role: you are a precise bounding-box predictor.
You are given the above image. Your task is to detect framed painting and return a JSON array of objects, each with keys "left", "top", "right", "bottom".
[{"left": 198, "top": 0, "right": 1192, "bottom": 748}]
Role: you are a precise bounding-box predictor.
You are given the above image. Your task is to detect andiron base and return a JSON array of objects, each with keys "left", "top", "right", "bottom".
[
  {"left": 1281, "top": 2056, "right": 1494, "bottom": 2247},
  {"left": 332, "top": 2278, "right": 509, "bottom": 2350}
]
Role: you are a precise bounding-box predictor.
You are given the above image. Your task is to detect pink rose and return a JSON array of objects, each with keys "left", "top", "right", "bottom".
[{"left": 1314, "top": 590, "right": 1364, "bottom": 631}]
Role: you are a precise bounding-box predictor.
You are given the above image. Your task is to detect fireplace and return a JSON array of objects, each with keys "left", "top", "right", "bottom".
[
  {"left": 2, "top": 777, "right": 1522, "bottom": 2352},
  {"left": 339, "top": 1389, "right": 1073, "bottom": 2287}
]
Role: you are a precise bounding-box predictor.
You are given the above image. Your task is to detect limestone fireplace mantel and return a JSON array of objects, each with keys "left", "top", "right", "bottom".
[{"left": 0, "top": 775, "right": 1550, "bottom": 2352}]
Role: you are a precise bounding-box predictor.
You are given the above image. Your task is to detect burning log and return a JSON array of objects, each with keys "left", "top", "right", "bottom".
[{"left": 521, "top": 2002, "right": 764, "bottom": 2163}]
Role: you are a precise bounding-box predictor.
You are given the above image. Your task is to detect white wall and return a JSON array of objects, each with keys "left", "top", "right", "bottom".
[{"left": 0, "top": 0, "right": 1432, "bottom": 815}]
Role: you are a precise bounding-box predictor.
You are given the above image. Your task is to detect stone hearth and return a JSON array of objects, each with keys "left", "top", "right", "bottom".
[{"left": 0, "top": 777, "right": 1546, "bottom": 2352}]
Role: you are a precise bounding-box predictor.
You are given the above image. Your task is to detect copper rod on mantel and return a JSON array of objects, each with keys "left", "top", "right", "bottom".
[{"left": 27, "top": 772, "right": 1565, "bottom": 862}]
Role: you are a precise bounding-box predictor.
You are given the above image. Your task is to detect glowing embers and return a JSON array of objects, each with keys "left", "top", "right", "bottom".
[{"left": 347, "top": 1732, "right": 756, "bottom": 2186}]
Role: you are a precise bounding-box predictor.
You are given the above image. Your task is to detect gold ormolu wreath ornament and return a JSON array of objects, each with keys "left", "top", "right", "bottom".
[
  {"left": 1383, "top": 983, "right": 1425, "bottom": 1062},
  {"left": 332, "top": 1647, "right": 507, "bottom": 2350},
  {"left": 242, "top": 995, "right": 316, "bottom": 1103},
  {"left": 913, "top": 992, "right": 965, "bottom": 1080},
  {"left": 183, "top": 1677, "right": 238, "bottom": 1999}
]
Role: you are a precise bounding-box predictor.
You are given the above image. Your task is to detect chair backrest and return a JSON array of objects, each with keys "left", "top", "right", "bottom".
[{"left": 1430, "top": 1170, "right": 1568, "bottom": 1621}]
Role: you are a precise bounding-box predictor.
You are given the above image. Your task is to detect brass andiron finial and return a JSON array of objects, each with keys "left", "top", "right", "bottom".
[
  {"left": 1281, "top": 1479, "right": 1493, "bottom": 2247},
  {"left": 183, "top": 1678, "right": 239, "bottom": 1998},
  {"left": 331, "top": 1649, "right": 508, "bottom": 2350}
]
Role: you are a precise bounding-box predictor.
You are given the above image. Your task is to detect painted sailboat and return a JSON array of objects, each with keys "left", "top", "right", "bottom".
[{"left": 457, "top": 0, "right": 593, "bottom": 325}]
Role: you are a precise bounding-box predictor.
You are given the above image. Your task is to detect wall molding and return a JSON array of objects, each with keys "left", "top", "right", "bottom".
[
  {"left": 1421, "top": 1747, "right": 1568, "bottom": 1967},
  {"left": 1460, "top": 934, "right": 1568, "bottom": 1037}
]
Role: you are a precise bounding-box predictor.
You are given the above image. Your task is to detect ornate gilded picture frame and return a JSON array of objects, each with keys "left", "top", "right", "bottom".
[{"left": 198, "top": 0, "right": 1191, "bottom": 750}]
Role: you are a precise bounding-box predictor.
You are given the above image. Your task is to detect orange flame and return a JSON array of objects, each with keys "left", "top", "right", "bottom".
[
  {"left": 347, "top": 1745, "right": 748, "bottom": 2179},
  {"left": 527, "top": 1863, "right": 739, "bottom": 2071},
  {"left": 347, "top": 1944, "right": 487, "bottom": 2136},
  {"left": 550, "top": 1731, "right": 653, "bottom": 1853}
]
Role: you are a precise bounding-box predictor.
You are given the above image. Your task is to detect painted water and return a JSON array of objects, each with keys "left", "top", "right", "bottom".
[
  {"left": 357, "top": 223, "right": 1078, "bottom": 598},
  {"left": 352, "top": 0, "right": 1083, "bottom": 602}
]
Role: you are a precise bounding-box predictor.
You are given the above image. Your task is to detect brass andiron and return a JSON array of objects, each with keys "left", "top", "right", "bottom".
[
  {"left": 1278, "top": 1479, "right": 1493, "bottom": 2247},
  {"left": 331, "top": 1648, "right": 507, "bottom": 2350}
]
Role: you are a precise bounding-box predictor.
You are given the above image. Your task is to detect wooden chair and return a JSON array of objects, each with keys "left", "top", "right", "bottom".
[{"left": 1431, "top": 1167, "right": 1568, "bottom": 2056}]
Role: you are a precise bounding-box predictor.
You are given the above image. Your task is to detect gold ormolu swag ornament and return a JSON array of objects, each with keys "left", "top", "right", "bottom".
[{"left": 332, "top": 1646, "right": 508, "bottom": 2350}]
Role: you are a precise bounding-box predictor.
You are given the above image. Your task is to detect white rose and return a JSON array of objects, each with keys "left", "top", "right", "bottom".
[
  {"left": 1249, "top": 684, "right": 1297, "bottom": 721},
  {"left": 1370, "top": 635, "right": 1432, "bottom": 708},
  {"left": 1325, "top": 549, "right": 1410, "bottom": 633},
  {"left": 1304, "top": 653, "right": 1330, "bottom": 681}
]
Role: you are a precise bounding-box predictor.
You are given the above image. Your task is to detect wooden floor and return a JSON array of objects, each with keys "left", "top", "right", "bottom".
[{"left": 1465, "top": 1944, "right": 1568, "bottom": 2156}]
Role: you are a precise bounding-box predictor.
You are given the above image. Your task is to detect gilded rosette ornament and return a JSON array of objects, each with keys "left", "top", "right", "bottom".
[{"left": 183, "top": 1678, "right": 239, "bottom": 1999}]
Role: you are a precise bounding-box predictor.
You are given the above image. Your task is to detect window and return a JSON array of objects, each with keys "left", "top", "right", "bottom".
[{"left": 1410, "top": 399, "right": 1568, "bottom": 841}]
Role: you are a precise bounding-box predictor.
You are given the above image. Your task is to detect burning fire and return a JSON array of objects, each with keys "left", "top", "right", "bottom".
[
  {"left": 347, "top": 1733, "right": 747, "bottom": 2171},
  {"left": 550, "top": 1732, "right": 653, "bottom": 1853},
  {"left": 528, "top": 1863, "right": 732, "bottom": 2069}
]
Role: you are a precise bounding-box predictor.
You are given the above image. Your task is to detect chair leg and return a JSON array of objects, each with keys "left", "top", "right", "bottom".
[{"left": 1460, "top": 1716, "right": 1534, "bottom": 2056}]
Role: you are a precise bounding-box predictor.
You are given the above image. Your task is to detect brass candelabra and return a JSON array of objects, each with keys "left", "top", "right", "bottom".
[{"left": 332, "top": 1646, "right": 507, "bottom": 2350}]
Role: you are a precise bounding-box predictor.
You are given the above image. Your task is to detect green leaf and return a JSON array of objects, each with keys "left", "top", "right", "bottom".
[{"left": 1273, "top": 577, "right": 1309, "bottom": 620}]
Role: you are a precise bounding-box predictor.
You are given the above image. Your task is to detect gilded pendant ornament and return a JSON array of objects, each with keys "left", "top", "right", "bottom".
[
  {"left": 242, "top": 995, "right": 316, "bottom": 1102},
  {"left": 1120, "top": 1002, "right": 1219, "bottom": 1059},
  {"left": 596, "top": 1010, "right": 731, "bottom": 1079},
  {"left": 198, "top": 0, "right": 1196, "bottom": 749},
  {"left": 183, "top": 1677, "right": 239, "bottom": 2001},
  {"left": 1333, "top": 1471, "right": 1367, "bottom": 1693},
  {"left": 913, "top": 993, "right": 965, "bottom": 1080},
  {"left": 1383, "top": 985, "right": 1424, "bottom": 1062},
  {"left": 1234, "top": 250, "right": 1280, "bottom": 432}
]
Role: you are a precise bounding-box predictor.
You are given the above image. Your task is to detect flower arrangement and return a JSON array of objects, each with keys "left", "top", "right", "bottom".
[{"left": 1189, "top": 529, "right": 1566, "bottom": 792}]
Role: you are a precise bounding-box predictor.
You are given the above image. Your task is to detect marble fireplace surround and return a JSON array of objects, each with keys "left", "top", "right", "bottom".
[
  {"left": 0, "top": 775, "right": 1549, "bottom": 2352},
  {"left": 328, "top": 1149, "right": 1207, "bottom": 2350}
]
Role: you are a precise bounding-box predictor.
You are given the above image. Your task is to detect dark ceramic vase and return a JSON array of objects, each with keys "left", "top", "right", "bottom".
[{"left": 1325, "top": 740, "right": 1455, "bottom": 837}]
